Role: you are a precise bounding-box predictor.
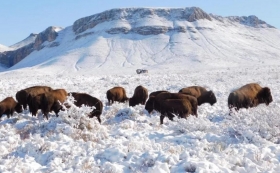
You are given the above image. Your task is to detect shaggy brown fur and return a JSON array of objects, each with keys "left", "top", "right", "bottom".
[
  {"left": 154, "top": 92, "right": 198, "bottom": 116},
  {"left": 69, "top": 92, "right": 103, "bottom": 123},
  {"left": 179, "top": 86, "right": 217, "bottom": 106},
  {"left": 129, "top": 85, "right": 148, "bottom": 107},
  {"left": 145, "top": 92, "right": 198, "bottom": 124},
  {"left": 0, "top": 97, "right": 23, "bottom": 118},
  {"left": 159, "top": 99, "right": 193, "bottom": 124},
  {"left": 106, "top": 87, "right": 129, "bottom": 105},
  {"left": 145, "top": 96, "right": 194, "bottom": 124},
  {"left": 27, "top": 94, "right": 43, "bottom": 117},
  {"left": 228, "top": 83, "right": 273, "bottom": 112},
  {"left": 41, "top": 89, "right": 68, "bottom": 120},
  {"left": 16, "top": 86, "right": 53, "bottom": 110},
  {"left": 149, "top": 90, "right": 169, "bottom": 98}
]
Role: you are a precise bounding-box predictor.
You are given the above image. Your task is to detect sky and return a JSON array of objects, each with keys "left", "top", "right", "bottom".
[{"left": 0, "top": 0, "right": 279, "bottom": 46}]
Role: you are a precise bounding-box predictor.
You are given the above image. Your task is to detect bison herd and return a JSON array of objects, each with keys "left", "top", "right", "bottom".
[{"left": 0, "top": 83, "right": 273, "bottom": 124}]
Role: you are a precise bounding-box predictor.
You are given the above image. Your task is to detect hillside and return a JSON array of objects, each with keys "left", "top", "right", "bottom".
[{"left": 0, "top": 7, "right": 279, "bottom": 74}]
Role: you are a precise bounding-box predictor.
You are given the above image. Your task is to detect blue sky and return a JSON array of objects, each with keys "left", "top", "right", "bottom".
[{"left": 1, "top": 0, "right": 279, "bottom": 46}]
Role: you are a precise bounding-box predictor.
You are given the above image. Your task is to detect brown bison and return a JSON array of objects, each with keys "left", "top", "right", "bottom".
[
  {"left": 149, "top": 90, "right": 169, "bottom": 98},
  {"left": 16, "top": 86, "right": 53, "bottom": 110},
  {"left": 145, "top": 92, "right": 198, "bottom": 124},
  {"left": 106, "top": 87, "right": 129, "bottom": 105},
  {"left": 228, "top": 83, "right": 273, "bottom": 112},
  {"left": 145, "top": 96, "right": 194, "bottom": 124},
  {"left": 154, "top": 92, "right": 198, "bottom": 116},
  {"left": 68, "top": 92, "right": 103, "bottom": 123},
  {"left": 178, "top": 86, "right": 217, "bottom": 106},
  {"left": 129, "top": 85, "right": 148, "bottom": 107},
  {"left": 41, "top": 89, "right": 68, "bottom": 120},
  {"left": 0, "top": 97, "right": 23, "bottom": 118}
]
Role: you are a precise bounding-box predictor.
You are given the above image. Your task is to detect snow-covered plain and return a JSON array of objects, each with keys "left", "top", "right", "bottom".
[{"left": 0, "top": 64, "right": 279, "bottom": 173}]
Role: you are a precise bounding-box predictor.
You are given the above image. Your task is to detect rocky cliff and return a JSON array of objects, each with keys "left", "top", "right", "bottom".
[
  {"left": 73, "top": 7, "right": 212, "bottom": 35},
  {"left": 0, "top": 26, "right": 62, "bottom": 67}
]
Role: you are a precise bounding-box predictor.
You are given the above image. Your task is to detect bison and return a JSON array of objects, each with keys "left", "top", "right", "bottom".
[
  {"left": 0, "top": 97, "right": 23, "bottom": 119},
  {"left": 179, "top": 86, "right": 217, "bottom": 106},
  {"left": 129, "top": 85, "right": 148, "bottom": 107},
  {"left": 106, "top": 87, "right": 129, "bottom": 105},
  {"left": 41, "top": 89, "right": 68, "bottom": 120},
  {"left": 145, "top": 92, "right": 198, "bottom": 124},
  {"left": 228, "top": 83, "right": 273, "bottom": 113},
  {"left": 148, "top": 90, "right": 169, "bottom": 98},
  {"left": 145, "top": 96, "right": 194, "bottom": 124},
  {"left": 68, "top": 92, "right": 103, "bottom": 123},
  {"left": 16, "top": 86, "right": 53, "bottom": 110},
  {"left": 154, "top": 92, "right": 198, "bottom": 116}
]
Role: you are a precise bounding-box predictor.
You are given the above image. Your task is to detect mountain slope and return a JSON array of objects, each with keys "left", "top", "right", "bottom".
[{"left": 2, "top": 7, "right": 280, "bottom": 74}]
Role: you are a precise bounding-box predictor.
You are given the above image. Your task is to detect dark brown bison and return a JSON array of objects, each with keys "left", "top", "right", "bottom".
[
  {"left": 41, "top": 89, "right": 68, "bottom": 120},
  {"left": 149, "top": 90, "right": 169, "bottom": 98},
  {"left": 145, "top": 96, "right": 194, "bottom": 124},
  {"left": 0, "top": 97, "right": 23, "bottom": 118},
  {"left": 228, "top": 83, "right": 273, "bottom": 113},
  {"left": 145, "top": 92, "right": 198, "bottom": 124},
  {"left": 68, "top": 92, "right": 103, "bottom": 123},
  {"left": 16, "top": 86, "right": 53, "bottom": 110},
  {"left": 154, "top": 92, "right": 198, "bottom": 116},
  {"left": 179, "top": 86, "right": 217, "bottom": 106},
  {"left": 129, "top": 85, "right": 148, "bottom": 107},
  {"left": 106, "top": 87, "right": 129, "bottom": 105}
]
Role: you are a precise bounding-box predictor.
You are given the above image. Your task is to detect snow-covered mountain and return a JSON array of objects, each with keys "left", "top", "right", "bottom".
[{"left": 1, "top": 7, "right": 280, "bottom": 73}]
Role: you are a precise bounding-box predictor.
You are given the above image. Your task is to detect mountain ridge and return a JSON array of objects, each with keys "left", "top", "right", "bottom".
[{"left": 0, "top": 7, "right": 279, "bottom": 72}]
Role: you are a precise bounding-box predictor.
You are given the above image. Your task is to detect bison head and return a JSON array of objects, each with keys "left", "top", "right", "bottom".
[
  {"left": 208, "top": 91, "right": 217, "bottom": 106},
  {"left": 15, "top": 102, "right": 23, "bottom": 113},
  {"left": 145, "top": 97, "right": 155, "bottom": 113},
  {"left": 259, "top": 87, "right": 273, "bottom": 105}
]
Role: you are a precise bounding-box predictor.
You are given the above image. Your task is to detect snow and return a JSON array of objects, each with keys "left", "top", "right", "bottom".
[
  {"left": 0, "top": 8, "right": 280, "bottom": 172},
  {"left": 0, "top": 44, "right": 12, "bottom": 52},
  {"left": 6, "top": 16, "right": 280, "bottom": 74},
  {"left": 0, "top": 64, "right": 279, "bottom": 172}
]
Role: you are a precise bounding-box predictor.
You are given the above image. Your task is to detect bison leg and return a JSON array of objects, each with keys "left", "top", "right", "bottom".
[
  {"left": 193, "top": 107, "right": 198, "bottom": 117},
  {"left": 167, "top": 112, "right": 175, "bottom": 121},
  {"left": 0, "top": 109, "right": 4, "bottom": 118},
  {"left": 229, "top": 105, "right": 239, "bottom": 115},
  {"left": 180, "top": 113, "right": 189, "bottom": 119},
  {"left": 54, "top": 110, "right": 60, "bottom": 117},
  {"left": 7, "top": 109, "right": 14, "bottom": 118},
  {"left": 7, "top": 111, "right": 11, "bottom": 118},
  {"left": 160, "top": 115, "right": 165, "bottom": 124},
  {"left": 97, "top": 116, "right": 101, "bottom": 124},
  {"left": 43, "top": 110, "right": 50, "bottom": 120},
  {"left": 108, "top": 99, "right": 113, "bottom": 106},
  {"left": 23, "top": 103, "right": 28, "bottom": 110}
]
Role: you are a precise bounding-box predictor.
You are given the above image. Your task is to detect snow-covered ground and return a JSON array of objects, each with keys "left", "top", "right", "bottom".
[{"left": 0, "top": 64, "right": 279, "bottom": 173}]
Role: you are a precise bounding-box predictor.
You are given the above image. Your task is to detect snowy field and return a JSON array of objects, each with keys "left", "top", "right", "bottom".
[{"left": 0, "top": 64, "right": 279, "bottom": 173}]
